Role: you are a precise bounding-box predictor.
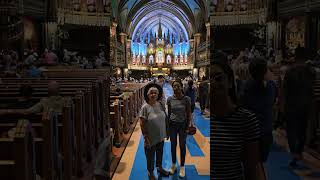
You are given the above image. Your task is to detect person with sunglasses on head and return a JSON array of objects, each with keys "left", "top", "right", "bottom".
[
  {"left": 211, "top": 50, "right": 265, "bottom": 180},
  {"left": 139, "top": 83, "right": 170, "bottom": 180},
  {"left": 167, "top": 80, "right": 192, "bottom": 178}
]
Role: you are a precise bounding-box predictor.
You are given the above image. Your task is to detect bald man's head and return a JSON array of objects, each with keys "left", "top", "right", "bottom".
[{"left": 48, "top": 81, "right": 60, "bottom": 96}]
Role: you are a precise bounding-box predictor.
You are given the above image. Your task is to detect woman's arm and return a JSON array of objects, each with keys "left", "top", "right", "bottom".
[
  {"left": 186, "top": 99, "right": 192, "bottom": 127},
  {"left": 139, "top": 117, "right": 150, "bottom": 147},
  {"left": 243, "top": 142, "right": 265, "bottom": 180}
]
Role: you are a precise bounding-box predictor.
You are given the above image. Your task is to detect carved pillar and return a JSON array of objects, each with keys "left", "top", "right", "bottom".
[
  {"left": 194, "top": 33, "right": 201, "bottom": 67},
  {"left": 120, "top": 32, "right": 127, "bottom": 68},
  {"left": 217, "top": 0, "right": 224, "bottom": 12},
  {"left": 119, "top": 32, "right": 127, "bottom": 45},
  {"left": 234, "top": 0, "right": 240, "bottom": 11},
  {"left": 80, "top": 0, "right": 87, "bottom": 12},
  {"left": 127, "top": 39, "right": 132, "bottom": 66},
  {"left": 189, "top": 38, "right": 194, "bottom": 65},
  {"left": 111, "top": 22, "right": 117, "bottom": 67},
  {"left": 248, "top": 0, "right": 253, "bottom": 11},
  {"left": 44, "top": 23, "right": 58, "bottom": 50},
  {"left": 96, "top": 0, "right": 104, "bottom": 13},
  {"left": 206, "top": 22, "right": 211, "bottom": 63},
  {"left": 194, "top": 33, "right": 201, "bottom": 47}
]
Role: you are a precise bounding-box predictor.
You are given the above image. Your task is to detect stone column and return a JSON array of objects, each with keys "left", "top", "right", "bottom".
[
  {"left": 80, "top": 0, "right": 88, "bottom": 12},
  {"left": 234, "top": 0, "right": 240, "bottom": 11},
  {"left": 120, "top": 32, "right": 127, "bottom": 71},
  {"left": 206, "top": 22, "right": 211, "bottom": 62},
  {"left": 45, "top": 22, "right": 58, "bottom": 50},
  {"left": 96, "top": 0, "right": 104, "bottom": 13},
  {"left": 127, "top": 39, "right": 132, "bottom": 67},
  {"left": 111, "top": 22, "right": 117, "bottom": 67},
  {"left": 217, "top": 0, "right": 224, "bottom": 12},
  {"left": 193, "top": 33, "right": 201, "bottom": 68}
]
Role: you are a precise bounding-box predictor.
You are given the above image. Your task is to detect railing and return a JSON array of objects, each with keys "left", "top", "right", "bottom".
[
  {"left": 0, "top": 0, "right": 18, "bottom": 16},
  {"left": 0, "top": 19, "right": 23, "bottom": 42},
  {"left": 57, "top": 8, "right": 110, "bottom": 26},
  {"left": 128, "top": 63, "right": 193, "bottom": 70},
  {"left": 212, "top": 8, "right": 266, "bottom": 25}
]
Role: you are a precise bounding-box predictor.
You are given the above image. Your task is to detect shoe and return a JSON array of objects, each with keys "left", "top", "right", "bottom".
[
  {"left": 169, "top": 164, "right": 176, "bottom": 174},
  {"left": 158, "top": 167, "right": 169, "bottom": 177},
  {"left": 148, "top": 173, "right": 156, "bottom": 180},
  {"left": 179, "top": 166, "right": 185, "bottom": 178}
]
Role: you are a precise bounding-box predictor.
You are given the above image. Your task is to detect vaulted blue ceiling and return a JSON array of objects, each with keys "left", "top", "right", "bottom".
[{"left": 116, "top": 0, "right": 208, "bottom": 40}]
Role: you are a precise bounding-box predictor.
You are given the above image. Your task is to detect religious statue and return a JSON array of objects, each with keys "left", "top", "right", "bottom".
[
  {"left": 132, "top": 55, "right": 136, "bottom": 65},
  {"left": 240, "top": 0, "right": 247, "bottom": 11},
  {"left": 137, "top": 55, "right": 141, "bottom": 65},
  {"left": 225, "top": 0, "right": 234, "bottom": 12},
  {"left": 149, "top": 55, "right": 154, "bottom": 65},
  {"left": 184, "top": 55, "right": 188, "bottom": 65},
  {"left": 180, "top": 55, "right": 183, "bottom": 65},
  {"left": 142, "top": 55, "right": 146, "bottom": 64},
  {"left": 166, "top": 55, "right": 171, "bottom": 64},
  {"left": 174, "top": 55, "right": 178, "bottom": 64}
]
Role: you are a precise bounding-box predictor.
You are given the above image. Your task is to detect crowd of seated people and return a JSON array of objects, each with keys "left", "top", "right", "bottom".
[{"left": 0, "top": 48, "right": 109, "bottom": 78}]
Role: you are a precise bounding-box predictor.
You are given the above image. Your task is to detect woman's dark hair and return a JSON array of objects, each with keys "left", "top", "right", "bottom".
[
  {"left": 212, "top": 50, "right": 237, "bottom": 104},
  {"left": 172, "top": 79, "right": 183, "bottom": 87},
  {"left": 249, "top": 58, "right": 268, "bottom": 94},
  {"left": 172, "top": 80, "right": 184, "bottom": 94},
  {"left": 143, "top": 83, "right": 163, "bottom": 102}
]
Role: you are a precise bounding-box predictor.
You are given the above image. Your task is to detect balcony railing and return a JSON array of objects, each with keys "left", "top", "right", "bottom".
[
  {"left": 213, "top": 8, "right": 266, "bottom": 25},
  {"left": 57, "top": 8, "right": 110, "bottom": 26},
  {"left": 0, "top": 19, "right": 23, "bottom": 42}
]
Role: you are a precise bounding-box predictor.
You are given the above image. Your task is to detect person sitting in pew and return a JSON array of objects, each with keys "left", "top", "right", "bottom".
[
  {"left": 26, "top": 81, "right": 64, "bottom": 113},
  {"left": 0, "top": 81, "right": 64, "bottom": 115}
]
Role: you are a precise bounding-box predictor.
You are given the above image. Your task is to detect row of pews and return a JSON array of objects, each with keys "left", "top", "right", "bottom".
[{"left": 0, "top": 68, "right": 147, "bottom": 180}]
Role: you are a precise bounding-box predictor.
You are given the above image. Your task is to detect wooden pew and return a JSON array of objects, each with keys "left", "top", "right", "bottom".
[
  {"left": 110, "top": 100, "right": 122, "bottom": 148},
  {"left": 0, "top": 119, "right": 36, "bottom": 180},
  {"left": 0, "top": 80, "right": 101, "bottom": 178},
  {"left": 0, "top": 111, "right": 61, "bottom": 180},
  {"left": 0, "top": 68, "right": 112, "bottom": 178}
]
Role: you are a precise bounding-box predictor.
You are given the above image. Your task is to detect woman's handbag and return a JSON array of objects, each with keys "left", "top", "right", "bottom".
[{"left": 188, "top": 118, "right": 197, "bottom": 135}]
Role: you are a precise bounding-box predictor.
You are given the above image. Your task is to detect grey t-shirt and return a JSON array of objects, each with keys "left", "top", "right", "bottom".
[
  {"left": 139, "top": 102, "right": 167, "bottom": 146},
  {"left": 167, "top": 96, "right": 191, "bottom": 123}
]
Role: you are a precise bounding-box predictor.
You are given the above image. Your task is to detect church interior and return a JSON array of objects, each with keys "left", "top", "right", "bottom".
[{"left": 0, "top": 0, "right": 320, "bottom": 180}]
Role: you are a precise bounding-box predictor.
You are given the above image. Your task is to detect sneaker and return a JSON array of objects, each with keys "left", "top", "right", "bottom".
[
  {"left": 169, "top": 164, "right": 176, "bottom": 174},
  {"left": 158, "top": 167, "right": 169, "bottom": 177},
  {"left": 179, "top": 166, "right": 185, "bottom": 178}
]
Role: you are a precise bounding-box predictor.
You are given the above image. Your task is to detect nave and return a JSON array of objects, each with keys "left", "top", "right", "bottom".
[{"left": 112, "top": 83, "right": 320, "bottom": 180}]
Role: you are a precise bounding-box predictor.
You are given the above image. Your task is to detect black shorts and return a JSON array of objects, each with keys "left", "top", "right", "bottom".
[{"left": 260, "top": 133, "right": 273, "bottom": 162}]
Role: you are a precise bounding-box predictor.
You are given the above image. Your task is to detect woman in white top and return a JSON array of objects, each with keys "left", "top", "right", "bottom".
[{"left": 139, "top": 83, "right": 170, "bottom": 179}]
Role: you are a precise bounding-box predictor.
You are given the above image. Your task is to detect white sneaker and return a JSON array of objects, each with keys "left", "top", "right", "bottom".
[
  {"left": 169, "top": 164, "right": 176, "bottom": 174},
  {"left": 179, "top": 166, "right": 185, "bottom": 178}
]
